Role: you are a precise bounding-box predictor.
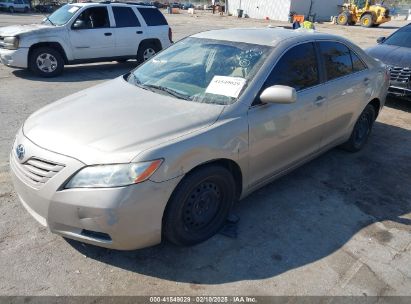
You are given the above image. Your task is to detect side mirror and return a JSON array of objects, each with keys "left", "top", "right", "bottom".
[
  {"left": 377, "top": 37, "right": 386, "bottom": 44},
  {"left": 260, "top": 85, "right": 297, "bottom": 104},
  {"left": 72, "top": 19, "right": 86, "bottom": 29}
]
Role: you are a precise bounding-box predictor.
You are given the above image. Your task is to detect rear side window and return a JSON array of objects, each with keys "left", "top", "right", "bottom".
[
  {"left": 113, "top": 6, "right": 141, "bottom": 27},
  {"left": 263, "top": 42, "right": 320, "bottom": 92},
  {"left": 137, "top": 7, "right": 168, "bottom": 26},
  {"left": 319, "top": 41, "right": 366, "bottom": 80},
  {"left": 351, "top": 51, "right": 367, "bottom": 72}
]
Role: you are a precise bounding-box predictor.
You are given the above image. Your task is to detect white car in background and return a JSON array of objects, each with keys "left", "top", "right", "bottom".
[
  {"left": 0, "top": 2, "right": 173, "bottom": 76},
  {"left": 0, "top": 0, "right": 30, "bottom": 13}
]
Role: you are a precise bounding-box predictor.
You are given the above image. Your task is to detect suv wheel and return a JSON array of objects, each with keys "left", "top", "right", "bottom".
[
  {"left": 23, "top": 7, "right": 28, "bottom": 13},
  {"left": 29, "top": 47, "right": 64, "bottom": 77},
  {"left": 9, "top": 6, "right": 14, "bottom": 13},
  {"left": 341, "top": 104, "right": 376, "bottom": 152},
  {"left": 137, "top": 41, "right": 160, "bottom": 64},
  {"left": 163, "top": 165, "right": 236, "bottom": 246}
]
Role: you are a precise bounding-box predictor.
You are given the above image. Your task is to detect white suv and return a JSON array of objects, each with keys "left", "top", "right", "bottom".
[
  {"left": 0, "top": 0, "right": 30, "bottom": 13},
  {"left": 0, "top": 2, "right": 172, "bottom": 77}
]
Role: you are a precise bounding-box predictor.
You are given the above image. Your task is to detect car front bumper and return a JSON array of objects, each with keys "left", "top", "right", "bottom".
[
  {"left": 0, "top": 47, "right": 28, "bottom": 68},
  {"left": 10, "top": 131, "right": 182, "bottom": 250}
]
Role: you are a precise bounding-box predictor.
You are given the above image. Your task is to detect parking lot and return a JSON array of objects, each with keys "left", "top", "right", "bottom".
[{"left": 0, "top": 11, "right": 410, "bottom": 296}]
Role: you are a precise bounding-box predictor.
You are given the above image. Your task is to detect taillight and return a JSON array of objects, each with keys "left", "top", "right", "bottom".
[{"left": 168, "top": 27, "right": 173, "bottom": 43}]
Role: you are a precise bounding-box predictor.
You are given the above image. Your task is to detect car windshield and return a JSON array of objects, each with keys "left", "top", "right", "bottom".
[
  {"left": 383, "top": 28, "right": 411, "bottom": 48},
  {"left": 42, "top": 4, "right": 80, "bottom": 26},
  {"left": 129, "top": 37, "right": 271, "bottom": 105}
]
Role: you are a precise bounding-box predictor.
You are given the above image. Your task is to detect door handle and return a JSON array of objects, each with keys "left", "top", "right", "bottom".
[
  {"left": 314, "top": 96, "right": 325, "bottom": 106},
  {"left": 136, "top": 31, "right": 143, "bottom": 34},
  {"left": 104, "top": 32, "right": 112, "bottom": 36}
]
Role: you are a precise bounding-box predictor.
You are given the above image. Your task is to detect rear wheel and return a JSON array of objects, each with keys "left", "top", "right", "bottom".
[
  {"left": 29, "top": 47, "right": 64, "bottom": 77},
  {"left": 360, "top": 14, "right": 373, "bottom": 27},
  {"left": 341, "top": 104, "right": 376, "bottom": 152},
  {"left": 163, "top": 165, "right": 236, "bottom": 246},
  {"left": 23, "top": 7, "right": 28, "bottom": 13},
  {"left": 137, "top": 41, "right": 161, "bottom": 64},
  {"left": 8, "top": 6, "right": 14, "bottom": 13}
]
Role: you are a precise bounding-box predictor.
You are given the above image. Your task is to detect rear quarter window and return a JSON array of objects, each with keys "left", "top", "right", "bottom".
[
  {"left": 137, "top": 7, "right": 168, "bottom": 26},
  {"left": 113, "top": 6, "right": 141, "bottom": 27}
]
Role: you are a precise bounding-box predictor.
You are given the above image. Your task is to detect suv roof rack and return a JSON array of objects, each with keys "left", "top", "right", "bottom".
[{"left": 85, "top": 0, "right": 154, "bottom": 6}]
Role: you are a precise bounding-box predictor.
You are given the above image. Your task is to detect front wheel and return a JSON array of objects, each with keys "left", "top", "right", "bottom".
[
  {"left": 8, "top": 6, "right": 14, "bottom": 13},
  {"left": 360, "top": 14, "right": 373, "bottom": 27},
  {"left": 337, "top": 12, "right": 350, "bottom": 25},
  {"left": 29, "top": 47, "right": 64, "bottom": 77},
  {"left": 163, "top": 166, "right": 236, "bottom": 246},
  {"left": 341, "top": 104, "right": 376, "bottom": 152}
]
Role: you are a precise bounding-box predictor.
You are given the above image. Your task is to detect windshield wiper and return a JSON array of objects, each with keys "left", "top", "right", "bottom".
[
  {"left": 143, "top": 84, "right": 192, "bottom": 101},
  {"left": 44, "top": 15, "right": 55, "bottom": 26}
]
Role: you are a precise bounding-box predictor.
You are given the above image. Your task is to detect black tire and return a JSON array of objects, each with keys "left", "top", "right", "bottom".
[
  {"left": 23, "top": 7, "right": 28, "bottom": 13},
  {"left": 8, "top": 6, "right": 14, "bottom": 13},
  {"left": 163, "top": 165, "right": 236, "bottom": 246},
  {"left": 337, "top": 12, "right": 350, "bottom": 25},
  {"left": 341, "top": 104, "right": 376, "bottom": 152},
  {"left": 360, "top": 14, "right": 373, "bottom": 27},
  {"left": 136, "top": 41, "right": 161, "bottom": 64},
  {"left": 28, "top": 47, "right": 64, "bottom": 77}
]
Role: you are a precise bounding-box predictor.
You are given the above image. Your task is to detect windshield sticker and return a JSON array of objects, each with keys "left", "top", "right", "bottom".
[
  {"left": 68, "top": 6, "right": 79, "bottom": 13},
  {"left": 205, "top": 76, "right": 246, "bottom": 98}
]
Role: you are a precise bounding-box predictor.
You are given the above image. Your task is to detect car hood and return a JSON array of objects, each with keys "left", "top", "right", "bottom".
[
  {"left": 0, "top": 24, "right": 53, "bottom": 37},
  {"left": 23, "top": 77, "right": 225, "bottom": 165},
  {"left": 366, "top": 44, "right": 411, "bottom": 67}
]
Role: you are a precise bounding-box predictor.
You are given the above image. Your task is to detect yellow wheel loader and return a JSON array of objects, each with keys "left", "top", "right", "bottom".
[{"left": 337, "top": 0, "right": 391, "bottom": 28}]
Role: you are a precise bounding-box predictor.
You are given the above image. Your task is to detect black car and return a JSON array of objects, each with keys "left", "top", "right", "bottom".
[{"left": 366, "top": 23, "right": 411, "bottom": 100}]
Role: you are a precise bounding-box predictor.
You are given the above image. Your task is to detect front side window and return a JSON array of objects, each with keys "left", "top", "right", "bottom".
[
  {"left": 263, "top": 42, "right": 319, "bottom": 92},
  {"left": 113, "top": 6, "right": 140, "bottom": 27},
  {"left": 42, "top": 4, "right": 80, "bottom": 26},
  {"left": 72, "top": 7, "right": 110, "bottom": 29},
  {"left": 128, "top": 37, "right": 271, "bottom": 105}
]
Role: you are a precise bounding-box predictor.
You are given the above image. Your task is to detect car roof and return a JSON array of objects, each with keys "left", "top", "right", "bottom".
[
  {"left": 192, "top": 28, "right": 344, "bottom": 47},
  {"left": 69, "top": 2, "right": 155, "bottom": 8}
]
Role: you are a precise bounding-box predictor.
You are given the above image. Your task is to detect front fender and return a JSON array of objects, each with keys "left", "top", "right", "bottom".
[{"left": 135, "top": 116, "right": 249, "bottom": 192}]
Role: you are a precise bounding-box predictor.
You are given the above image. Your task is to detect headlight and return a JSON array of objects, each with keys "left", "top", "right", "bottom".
[
  {"left": 65, "top": 159, "right": 163, "bottom": 188},
  {"left": 3, "top": 36, "right": 19, "bottom": 50}
]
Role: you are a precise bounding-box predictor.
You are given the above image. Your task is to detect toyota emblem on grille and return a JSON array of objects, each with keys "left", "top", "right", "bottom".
[{"left": 16, "top": 144, "right": 25, "bottom": 160}]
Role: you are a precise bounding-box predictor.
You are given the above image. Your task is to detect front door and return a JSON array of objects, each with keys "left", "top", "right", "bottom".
[
  {"left": 247, "top": 42, "right": 327, "bottom": 188},
  {"left": 69, "top": 6, "right": 115, "bottom": 60}
]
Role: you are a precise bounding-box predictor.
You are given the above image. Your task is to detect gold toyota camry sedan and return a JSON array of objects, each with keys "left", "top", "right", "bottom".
[{"left": 10, "top": 28, "right": 389, "bottom": 250}]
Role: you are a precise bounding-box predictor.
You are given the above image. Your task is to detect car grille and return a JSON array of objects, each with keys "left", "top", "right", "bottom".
[
  {"left": 389, "top": 66, "right": 411, "bottom": 84},
  {"left": 11, "top": 155, "right": 65, "bottom": 188}
]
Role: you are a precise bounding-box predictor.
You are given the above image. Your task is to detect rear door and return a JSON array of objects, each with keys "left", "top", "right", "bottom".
[
  {"left": 316, "top": 41, "right": 371, "bottom": 147},
  {"left": 111, "top": 6, "right": 142, "bottom": 57},
  {"left": 137, "top": 7, "right": 171, "bottom": 49},
  {"left": 68, "top": 6, "right": 115, "bottom": 60},
  {"left": 247, "top": 42, "right": 327, "bottom": 187}
]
